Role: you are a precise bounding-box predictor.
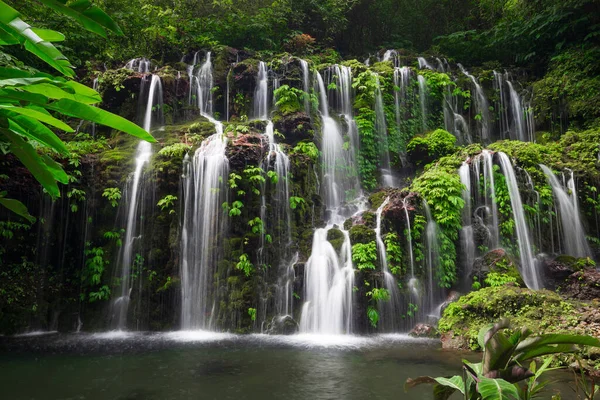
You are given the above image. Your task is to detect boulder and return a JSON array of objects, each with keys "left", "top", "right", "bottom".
[
  {"left": 409, "top": 323, "right": 439, "bottom": 338},
  {"left": 267, "top": 315, "right": 299, "bottom": 335},
  {"left": 226, "top": 133, "right": 267, "bottom": 170},
  {"left": 542, "top": 256, "right": 576, "bottom": 290},
  {"left": 273, "top": 112, "right": 313, "bottom": 146},
  {"left": 561, "top": 270, "right": 600, "bottom": 300},
  {"left": 470, "top": 248, "right": 524, "bottom": 287}
]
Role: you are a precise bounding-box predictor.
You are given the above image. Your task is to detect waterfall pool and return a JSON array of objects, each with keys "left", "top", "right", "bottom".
[{"left": 0, "top": 332, "right": 576, "bottom": 399}]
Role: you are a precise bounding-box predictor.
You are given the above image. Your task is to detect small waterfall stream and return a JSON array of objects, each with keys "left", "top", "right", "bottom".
[
  {"left": 111, "top": 74, "right": 162, "bottom": 330},
  {"left": 541, "top": 165, "right": 591, "bottom": 258}
]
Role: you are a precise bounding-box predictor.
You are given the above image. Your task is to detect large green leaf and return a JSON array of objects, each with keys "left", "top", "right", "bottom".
[
  {"left": 2, "top": 129, "right": 61, "bottom": 198},
  {"left": 516, "top": 334, "right": 600, "bottom": 353},
  {"left": 0, "top": 88, "right": 49, "bottom": 105},
  {"left": 30, "top": 28, "right": 65, "bottom": 42},
  {"left": 478, "top": 378, "right": 519, "bottom": 400},
  {"left": 0, "top": 25, "right": 18, "bottom": 45},
  {"left": 0, "top": 1, "right": 74, "bottom": 77},
  {"left": 6, "top": 115, "right": 69, "bottom": 155},
  {"left": 483, "top": 321, "right": 517, "bottom": 374},
  {"left": 48, "top": 99, "right": 156, "bottom": 142},
  {"left": 22, "top": 82, "right": 100, "bottom": 104},
  {"left": 41, "top": 153, "right": 68, "bottom": 184},
  {"left": 514, "top": 343, "right": 579, "bottom": 364},
  {"left": 434, "top": 376, "right": 465, "bottom": 394},
  {"left": 36, "top": 0, "right": 123, "bottom": 37},
  {"left": 0, "top": 192, "right": 35, "bottom": 222},
  {"left": 0, "top": 104, "right": 73, "bottom": 131}
]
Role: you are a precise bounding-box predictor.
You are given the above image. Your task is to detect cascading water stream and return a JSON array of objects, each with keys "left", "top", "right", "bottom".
[
  {"left": 422, "top": 200, "right": 441, "bottom": 315},
  {"left": 299, "top": 69, "right": 363, "bottom": 335},
  {"left": 417, "top": 75, "right": 428, "bottom": 133},
  {"left": 374, "top": 75, "right": 394, "bottom": 187},
  {"left": 417, "top": 57, "right": 435, "bottom": 70},
  {"left": 477, "top": 150, "right": 499, "bottom": 248},
  {"left": 195, "top": 52, "right": 214, "bottom": 115},
  {"left": 111, "top": 74, "right": 162, "bottom": 330},
  {"left": 458, "top": 64, "right": 490, "bottom": 142},
  {"left": 506, "top": 80, "right": 528, "bottom": 142},
  {"left": 374, "top": 197, "right": 402, "bottom": 332},
  {"left": 254, "top": 61, "right": 269, "bottom": 120},
  {"left": 497, "top": 152, "right": 540, "bottom": 289},
  {"left": 180, "top": 117, "right": 229, "bottom": 330},
  {"left": 458, "top": 162, "right": 476, "bottom": 280},
  {"left": 299, "top": 59, "right": 311, "bottom": 114},
  {"left": 540, "top": 165, "right": 591, "bottom": 258}
]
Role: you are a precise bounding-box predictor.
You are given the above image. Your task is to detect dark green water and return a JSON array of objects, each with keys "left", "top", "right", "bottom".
[{"left": 0, "top": 332, "right": 573, "bottom": 399}]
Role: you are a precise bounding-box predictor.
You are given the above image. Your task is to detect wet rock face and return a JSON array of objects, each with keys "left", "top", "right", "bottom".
[
  {"left": 273, "top": 112, "right": 313, "bottom": 146},
  {"left": 561, "top": 270, "right": 600, "bottom": 300},
  {"left": 470, "top": 248, "right": 523, "bottom": 286},
  {"left": 439, "top": 291, "right": 461, "bottom": 316},
  {"left": 409, "top": 323, "right": 439, "bottom": 338},
  {"left": 541, "top": 256, "right": 576, "bottom": 290},
  {"left": 226, "top": 133, "right": 267, "bottom": 170},
  {"left": 266, "top": 315, "right": 299, "bottom": 335}
]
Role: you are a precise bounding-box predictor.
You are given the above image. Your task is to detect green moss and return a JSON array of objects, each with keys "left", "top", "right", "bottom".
[
  {"left": 349, "top": 224, "right": 375, "bottom": 244},
  {"left": 439, "top": 286, "right": 581, "bottom": 350},
  {"left": 407, "top": 128, "right": 456, "bottom": 166},
  {"left": 369, "top": 191, "right": 389, "bottom": 210},
  {"left": 326, "top": 228, "right": 345, "bottom": 252}
]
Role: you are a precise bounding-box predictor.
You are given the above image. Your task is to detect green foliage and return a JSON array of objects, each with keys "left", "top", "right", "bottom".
[
  {"left": 274, "top": 84, "right": 306, "bottom": 114},
  {"left": 102, "top": 187, "right": 121, "bottom": 208},
  {"left": 248, "top": 307, "right": 256, "bottom": 321},
  {"left": 407, "top": 129, "right": 456, "bottom": 166},
  {"left": 0, "top": 0, "right": 154, "bottom": 218},
  {"left": 367, "top": 287, "right": 390, "bottom": 302},
  {"left": 410, "top": 154, "right": 464, "bottom": 287},
  {"left": 351, "top": 241, "right": 377, "bottom": 270},
  {"left": 157, "top": 194, "right": 177, "bottom": 214},
  {"left": 484, "top": 272, "right": 518, "bottom": 288},
  {"left": 248, "top": 217, "right": 264, "bottom": 235},
  {"left": 384, "top": 232, "right": 403, "bottom": 276},
  {"left": 289, "top": 196, "right": 306, "bottom": 210},
  {"left": 292, "top": 141, "right": 319, "bottom": 161},
  {"left": 236, "top": 253, "right": 254, "bottom": 277},
  {"left": 158, "top": 143, "right": 191, "bottom": 158},
  {"left": 81, "top": 244, "right": 110, "bottom": 302},
  {"left": 408, "top": 319, "right": 600, "bottom": 399},
  {"left": 103, "top": 229, "right": 124, "bottom": 247},
  {"left": 367, "top": 305, "right": 379, "bottom": 328}
]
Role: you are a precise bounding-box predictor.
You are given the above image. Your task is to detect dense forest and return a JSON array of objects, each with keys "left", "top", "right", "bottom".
[{"left": 1, "top": 0, "right": 600, "bottom": 397}]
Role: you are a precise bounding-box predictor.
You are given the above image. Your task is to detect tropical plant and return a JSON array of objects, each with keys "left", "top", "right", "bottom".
[
  {"left": 406, "top": 319, "right": 600, "bottom": 399},
  {"left": 0, "top": 0, "right": 155, "bottom": 220}
]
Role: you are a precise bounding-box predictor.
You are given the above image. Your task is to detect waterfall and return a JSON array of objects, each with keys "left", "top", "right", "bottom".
[
  {"left": 254, "top": 61, "right": 269, "bottom": 120},
  {"left": 506, "top": 81, "right": 527, "bottom": 142},
  {"left": 299, "top": 59, "right": 311, "bottom": 114},
  {"left": 417, "top": 57, "right": 435, "bottom": 70},
  {"left": 417, "top": 75, "right": 428, "bottom": 132},
  {"left": 497, "top": 152, "right": 540, "bottom": 289},
  {"left": 458, "top": 64, "right": 490, "bottom": 142},
  {"left": 403, "top": 196, "right": 420, "bottom": 322},
  {"left": 382, "top": 50, "right": 398, "bottom": 66},
  {"left": 195, "top": 52, "right": 214, "bottom": 115},
  {"left": 494, "top": 71, "right": 510, "bottom": 139},
  {"left": 540, "top": 165, "right": 591, "bottom": 258},
  {"left": 375, "top": 197, "right": 402, "bottom": 332},
  {"left": 393, "top": 67, "right": 411, "bottom": 128},
  {"left": 476, "top": 150, "right": 499, "bottom": 248},
  {"left": 374, "top": 75, "right": 394, "bottom": 187},
  {"left": 299, "top": 69, "right": 363, "bottom": 334},
  {"left": 180, "top": 118, "right": 229, "bottom": 330},
  {"left": 111, "top": 74, "right": 162, "bottom": 330},
  {"left": 422, "top": 200, "right": 441, "bottom": 314},
  {"left": 459, "top": 162, "right": 475, "bottom": 279},
  {"left": 124, "top": 58, "right": 151, "bottom": 73}
]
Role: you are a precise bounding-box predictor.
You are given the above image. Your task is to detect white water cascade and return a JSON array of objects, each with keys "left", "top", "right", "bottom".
[
  {"left": 254, "top": 61, "right": 269, "bottom": 120},
  {"left": 299, "top": 69, "right": 363, "bottom": 335},
  {"left": 458, "top": 64, "right": 490, "bottom": 142},
  {"left": 299, "top": 59, "right": 311, "bottom": 113},
  {"left": 111, "top": 74, "right": 162, "bottom": 330},
  {"left": 540, "top": 165, "right": 591, "bottom": 258},
  {"left": 180, "top": 117, "right": 229, "bottom": 330},
  {"left": 497, "top": 152, "right": 540, "bottom": 289},
  {"left": 417, "top": 75, "right": 428, "bottom": 133},
  {"left": 375, "top": 197, "right": 402, "bottom": 332},
  {"left": 458, "top": 162, "right": 476, "bottom": 280},
  {"left": 374, "top": 75, "right": 394, "bottom": 187}
]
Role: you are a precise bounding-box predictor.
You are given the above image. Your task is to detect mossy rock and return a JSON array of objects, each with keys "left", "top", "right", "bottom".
[
  {"left": 406, "top": 129, "right": 456, "bottom": 166},
  {"left": 470, "top": 248, "right": 524, "bottom": 287},
  {"left": 349, "top": 225, "right": 375, "bottom": 244},
  {"left": 326, "top": 228, "right": 345, "bottom": 252},
  {"left": 369, "top": 191, "right": 389, "bottom": 210},
  {"left": 438, "top": 286, "right": 582, "bottom": 350}
]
